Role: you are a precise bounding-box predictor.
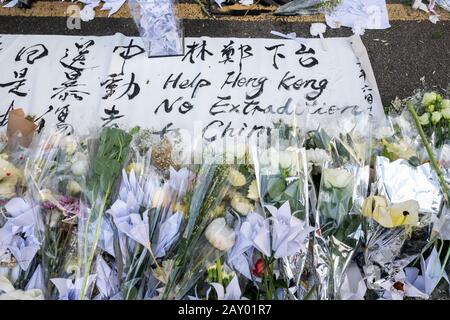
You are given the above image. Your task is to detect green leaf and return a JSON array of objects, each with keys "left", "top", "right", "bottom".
[{"left": 267, "top": 177, "right": 286, "bottom": 200}]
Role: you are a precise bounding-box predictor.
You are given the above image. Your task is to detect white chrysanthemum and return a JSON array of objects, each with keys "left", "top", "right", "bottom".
[
  {"left": 247, "top": 180, "right": 259, "bottom": 201},
  {"left": 230, "top": 196, "right": 253, "bottom": 216},
  {"left": 205, "top": 218, "right": 236, "bottom": 251},
  {"left": 306, "top": 148, "right": 330, "bottom": 167},
  {"left": 228, "top": 169, "right": 246, "bottom": 187}
]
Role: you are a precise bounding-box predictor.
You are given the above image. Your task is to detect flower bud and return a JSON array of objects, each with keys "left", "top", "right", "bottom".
[
  {"left": 431, "top": 111, "right": 442, "bottom": 125},
  {"left": 422, "top": 92, "right": 439, "bottom": 108},
  {"left": 418, "top": 113, "right": 430, "bottom": 126},
  {"left": 442, "top": 106, "right": 450, "bottom": 121},
  {"left": 67, "top": 180, "right": 82, "bottom": 196},
  {"left": 441, "top": 99, "right": 450, "bottom": 110}
]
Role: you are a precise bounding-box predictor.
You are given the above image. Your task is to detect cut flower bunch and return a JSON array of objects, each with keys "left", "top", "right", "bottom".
[{"left": 0, "top": 87, "right": 450, "bottom": 300}]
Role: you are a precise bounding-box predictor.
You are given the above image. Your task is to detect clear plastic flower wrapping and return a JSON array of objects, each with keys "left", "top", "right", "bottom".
[{"left": 128, "top": 0, "right": 184, "bottom": 57}]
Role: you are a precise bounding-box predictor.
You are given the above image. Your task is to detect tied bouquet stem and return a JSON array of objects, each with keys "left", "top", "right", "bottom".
[
  {"left": 79, "top": 127, "right": 135, "bottom": 299},
  {"left": 406, "top": 102, "right": 450, "bottom": 203}
]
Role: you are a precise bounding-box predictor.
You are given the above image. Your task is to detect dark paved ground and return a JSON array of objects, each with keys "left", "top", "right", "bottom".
[{"left": 0, "top": 1, "right": 449, "bottom": 106}]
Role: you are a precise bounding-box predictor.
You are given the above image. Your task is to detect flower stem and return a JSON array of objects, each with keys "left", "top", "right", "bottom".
[{"left": 406, "top": 102, "right": 450, "bottom": 204}]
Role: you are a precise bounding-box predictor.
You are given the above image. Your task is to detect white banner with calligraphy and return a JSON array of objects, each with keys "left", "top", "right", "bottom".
[{"left": 0, "top": 33, "right": 384, "bottom": 141}]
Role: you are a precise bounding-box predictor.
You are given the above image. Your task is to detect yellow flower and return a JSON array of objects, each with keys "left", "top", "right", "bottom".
[
  {"left": 173, "top": 202, "right": 187, "bottom": 215},
  {"left": 362, "top": 196, "right": 419, "bottom": 228},
  {"left": 67, "top": 180, "right": 82, "bottom": 196},
  {"left": 210, "top": 204, "right": 225, "bottom": 218},
  {"left": 126, "top": 162, "right": 144, "bottom": 175}
]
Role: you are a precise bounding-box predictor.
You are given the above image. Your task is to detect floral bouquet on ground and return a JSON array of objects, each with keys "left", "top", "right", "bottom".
[
  {"left": 161, "top": 159, "right": 236, "bottom": 300},
  {"left": 94, "top": 129, "right": 194, "bottom": 300},
  {"left": 23, "top": 131, "right": 88, "bottom": 299},
  {"left": 312, "top": 115, "right": 371, "bottom": 300},
  {"left": 235, "top": 120, "right": 313, "bottom": 300},
  {"left": 76, "top": 126, "right": 136, "bottom": 300},
  {"left": 360, "top": 89, "right": 450, "bottom": 300},
  {"left": 0, "top": 110, "right": 42, "bottom": 298}
]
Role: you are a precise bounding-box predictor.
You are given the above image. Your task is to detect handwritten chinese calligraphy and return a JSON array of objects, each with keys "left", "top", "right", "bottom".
[{"left": 0, "top": 35, "right": 384, "bottom": 140}]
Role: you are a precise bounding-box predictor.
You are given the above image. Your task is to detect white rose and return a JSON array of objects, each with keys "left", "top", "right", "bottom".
[
  {"left": 67, "top": 180, "right": 82, "bottom": 196},
  {"left": 230, "top": 195, "right": 253, "bottom": 216},
  {"left": 71, "top": 152, "right": 89, "bottom": 176},
  {"left": 323, "top": 168, "right": 353, "bottom": 189},
  {"left": 71, "top": 160, "right": 88, "bottom": 176},
  {"left": 279, "top": 151, "right": 294, "bottom": 169},
  {"left": 205, "top": 218, "right": 236, "bottom": 251},
  {"left": 228, "top": 169, "right": 246, "bottom": 187},
  {"left": 278, "top": 147, "right": 300, "bottom": 169}
]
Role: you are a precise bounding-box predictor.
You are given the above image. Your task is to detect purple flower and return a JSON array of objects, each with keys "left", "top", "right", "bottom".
[
  {"left": 41, "top": 201, "right": 57, "bottom": 210},
  {"left": 41, "top": 196, "right": 80, "bottom": 217},
  {"left": 58, "top": 196, "right": 80, "bottom": 217}
]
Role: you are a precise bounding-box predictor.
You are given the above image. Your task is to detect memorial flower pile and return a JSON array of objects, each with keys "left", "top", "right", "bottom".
[{"left": 0, "top": 87, "right": 449, "bottom": 300}]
